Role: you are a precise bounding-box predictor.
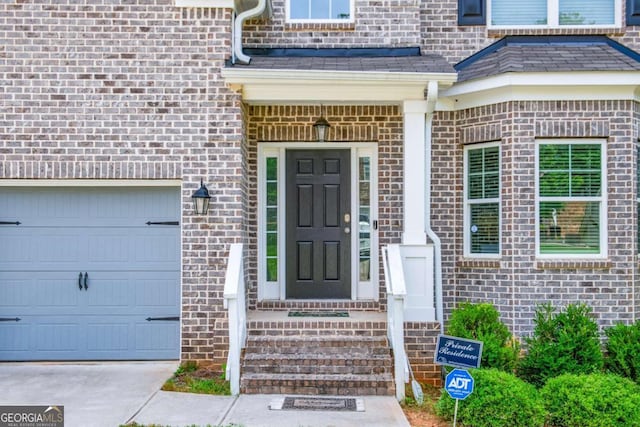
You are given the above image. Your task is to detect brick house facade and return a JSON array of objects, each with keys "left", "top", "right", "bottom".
[{"left": 2, "top": 0, "right": 640, "bottom": 393}]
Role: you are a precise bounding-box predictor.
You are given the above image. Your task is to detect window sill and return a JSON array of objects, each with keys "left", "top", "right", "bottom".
[
  {"left": 457, "top": 258, "right": 502, "bottom": 269},
  {"left": 534, "top": 259, "right": 612, "bottom": 270},
  {"left": 487, "top": 27, "right": 624, "bottom": 38},
  {"left": 285, "top": 22, "right": 355, "bottom": 31}
]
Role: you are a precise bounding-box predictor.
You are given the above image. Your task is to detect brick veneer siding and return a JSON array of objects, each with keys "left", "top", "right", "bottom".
[
  {"left": 432, "top": 100, "right": 640, "bottom": 336},
  {"left": 0, "top": 1, "right": 246, "bottom": 365}
]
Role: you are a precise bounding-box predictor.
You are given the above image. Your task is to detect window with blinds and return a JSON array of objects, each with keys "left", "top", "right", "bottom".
[
  {"left": 465, "top": 143, "right": 500, "bottom": 256},
  {"left": 490, "top": 0, "right": 618, "bottom": 27},
  {"left": 537, "top": 141, "right": 605, "bottom": 256}
]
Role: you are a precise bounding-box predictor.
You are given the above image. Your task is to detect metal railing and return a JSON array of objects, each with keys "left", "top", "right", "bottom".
[
  {"left": 223, "top": 243, "right": 247, "bottom": 396},
  {"left": 382, "top": 244, "right": 409, "bottom": 401}
]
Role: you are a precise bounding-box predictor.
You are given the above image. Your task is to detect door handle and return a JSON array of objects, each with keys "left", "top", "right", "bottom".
[
  {"left": 83, "top": 272, "right": 88, "bottom": 290},
  {"left": 78, "top": 272, "right": 83, "bottom": 290}
]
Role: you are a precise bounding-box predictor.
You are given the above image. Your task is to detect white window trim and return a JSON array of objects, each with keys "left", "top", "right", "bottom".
[
  {"left": 257, "top": 142, "right": 378, "bottom": 301},
  {"left": 535, "top": 139, "right": 608, "bottom": 259},
  {"left": 463, "top": 142, "right": 502, "bottom": 259},
  {"left": 487, "top": 0, "right": 621, "bottom": 29},
  {"left": 285, "top": 0, "right": 355, "bottom": 23}
]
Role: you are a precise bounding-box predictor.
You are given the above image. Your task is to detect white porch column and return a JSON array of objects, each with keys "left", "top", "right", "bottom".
[{"left": 402, "top": 100, "right": 429, "bottom": 245}]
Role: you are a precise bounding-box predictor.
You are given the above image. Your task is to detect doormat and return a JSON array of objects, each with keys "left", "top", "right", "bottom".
[
  {"left": 269, "top": 397, "right": 364, "bottom": 412},
  {"left": 288, "top": 311, "right": 349, "bottom": 317}
]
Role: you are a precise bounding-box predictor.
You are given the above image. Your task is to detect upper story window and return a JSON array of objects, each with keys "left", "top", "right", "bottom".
[
  {"left": 536, "top": 140, "right": 606, "bottom": 258},
  {"left": 489, "top": 0, "right": 621, "bottom": 28},
  {"left": 287, "top": 0, "right": 354, "bottom": 22},
  {"left": 464, "top": 143, "right": 501, "bottom": 257}
]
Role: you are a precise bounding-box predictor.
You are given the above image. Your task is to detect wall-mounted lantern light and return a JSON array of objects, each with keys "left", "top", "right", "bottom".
[
  {"left": 313, "top": 112, "right": 331, "bottom": 142},
  {"left": 191, "top": 178, "right": 212, "bottom": 215}
]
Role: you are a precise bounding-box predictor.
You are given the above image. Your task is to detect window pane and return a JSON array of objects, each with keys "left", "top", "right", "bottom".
[
  {"left": 333, "top": 0, "right": 351, "bottom": 19},
  {"left": 470, "top": 203, "right": 499, "bottom": 254},
  {"left": 266, "top": 207, "right": 277, "bottom": 231},
  {"left": 539, "top": 201, "right": 600, "bottom": 254},
  {"left": 267, "top": 258, "right": 278, "bottom": 282},
  {"left": 559, "top": 0, "right": 614, "bottom": 25},
  {"left": 266, "top": 182, "right": 278, "bottom": 206},
  {"left": 492, "top": 0, "right": 547, "bottom": 25},
  {"left": 290, "top": 0, "right": 309, "bottom": 19},
  {"left": 539, "top": 144, "right": 601, "bottom": 197},
  {"left": 266, "top": 157, "right": 278, "bottom": 181},
  {"left": 359, "top": 157, "right": 371, "bottom": 282},
  {"left": 267, "top": 233, "right": 277, "bottom": 257},
  {"left": 540, "top": 171, "right": 570, "bottom": 197},
  {"left": 468, "top": 146, "right": 499, "bottom": 199},
  {"left": 310, "top": 0, "right": 330, "bottom": 19}
]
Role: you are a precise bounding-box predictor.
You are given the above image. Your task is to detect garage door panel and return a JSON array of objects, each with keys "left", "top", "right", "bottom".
[
  {"left": 0, "top": 321, "right": 30, "bottom": 355},
  {"left": 0, "top": 230, "right": 32, "bottom": 267},
  {"left": 86, "top": 322, "right": 130, "bottom": 352},
  {"left": 35, "top": 322, "right": 82, "bottom": 352},
  {"left": 135, "top": 321, "right": 180, "bottom": 352},
  {"left": 0, "top": 276, "right": 31, "bottom": 309},
  {"left": 35, "top": 276, "right": 81, "bottom": 308}
]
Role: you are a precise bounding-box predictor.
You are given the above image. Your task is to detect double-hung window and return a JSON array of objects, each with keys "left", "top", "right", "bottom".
[
  {"left": 537, "top": 140, "right": 606, "bottom": 257},
  {"left": 489, "top": 0, "right": 620, "bottom": 28},
  {"left": 287, "top": 0, "right": 354, "bottom": 22},
  {"left": 464, "top": 143, "right": 501, "bottom": 257}
]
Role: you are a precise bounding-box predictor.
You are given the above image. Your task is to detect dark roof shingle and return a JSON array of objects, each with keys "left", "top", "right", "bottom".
[{"left": 456, "top": 36, "right": 640, "bottom": 82}]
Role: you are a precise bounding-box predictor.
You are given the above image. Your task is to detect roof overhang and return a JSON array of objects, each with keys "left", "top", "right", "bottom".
[
  {"left": 175, "top": 0, "right": 271, "bottom": 17},
  {"left": 221, "top": 68, "right": 458, "bottom": 104},
  {"left": 439, "top": 71, "right": 640, "bottom": 110}
]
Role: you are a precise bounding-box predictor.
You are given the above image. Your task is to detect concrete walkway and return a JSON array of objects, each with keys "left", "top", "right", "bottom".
[
  {"left": 0, "top": 362, "right": 411, "bottom": 427},
  {"left": 132, "top": 391, "right": 411, "bottom": 427}
]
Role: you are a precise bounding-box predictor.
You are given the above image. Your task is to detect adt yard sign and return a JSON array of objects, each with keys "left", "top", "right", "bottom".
[{"left": 445, "top": 369, "right": 474, "bottom": 400}]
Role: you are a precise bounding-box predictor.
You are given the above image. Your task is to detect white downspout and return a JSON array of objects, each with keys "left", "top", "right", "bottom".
[
  {"left": 233, "top": 0, "right": 266, "bottom": 64},
  {"left": 424, "top": 80, "right": 444, "bottom": 334}
]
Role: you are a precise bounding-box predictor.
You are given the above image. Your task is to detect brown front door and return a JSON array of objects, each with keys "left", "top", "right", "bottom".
[{"left": 285, "top": 149, "right": 351, "bottom": 299}]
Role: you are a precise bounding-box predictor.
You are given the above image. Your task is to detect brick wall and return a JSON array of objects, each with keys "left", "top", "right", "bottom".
[
  {"left": 433, "top": 100, "right": 639, "bottom": 336},
  {"left": 0, "top": 0, "right": 244, "bottom": 364}
]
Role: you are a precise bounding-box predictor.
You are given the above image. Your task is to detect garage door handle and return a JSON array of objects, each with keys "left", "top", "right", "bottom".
[
  {"left": 78, "top": 273, "right": 83, "bottom": 290},
  {"left": 84, "top": 272, "right": 88, "bottom": 290}
]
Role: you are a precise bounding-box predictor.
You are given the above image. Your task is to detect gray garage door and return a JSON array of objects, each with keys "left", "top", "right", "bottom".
[{"left": 0, "top": 187, "right": 181, "bottom": 360}]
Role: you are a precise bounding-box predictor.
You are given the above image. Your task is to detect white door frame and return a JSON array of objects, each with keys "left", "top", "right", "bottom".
[{"left": 257, "top": 142, "right": 379, "bottom": 301}]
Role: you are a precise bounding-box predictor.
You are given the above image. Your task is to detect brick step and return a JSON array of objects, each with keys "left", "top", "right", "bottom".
[
  {"left": 242, "top": 353, "right": 392, "bottom": 375},
  {"left": 245, "top": 335, "right": 389, "bottom": 349},
  {"left": 246, "top": 321, "right": 387, "bottom": 337},
  {"left": 240, "top": 373, "right": 395, "bottom": 396}
]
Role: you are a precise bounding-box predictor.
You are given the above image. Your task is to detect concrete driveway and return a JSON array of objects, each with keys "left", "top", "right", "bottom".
[{"left": 0, "top": 361, "right": 178, "bottom": 427}]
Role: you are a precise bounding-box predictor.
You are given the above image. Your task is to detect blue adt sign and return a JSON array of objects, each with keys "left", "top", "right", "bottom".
[{"left": 445, "top": 369, "right": 474, "bottom": 400}]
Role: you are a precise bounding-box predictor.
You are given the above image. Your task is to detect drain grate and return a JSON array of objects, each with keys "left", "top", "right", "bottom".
[
  {"left": 288, "top": 311, "right": 349, "bottom": 318},
  {"left": 270, "top": 397, "right": 364, "bottom": 412}
]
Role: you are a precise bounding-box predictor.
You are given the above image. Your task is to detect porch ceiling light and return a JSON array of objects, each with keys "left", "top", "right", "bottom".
[
  {"left": 191, "top": 178, "right": 212, "bottom": 215},
  {"left": 313, "top": 116, "right": 331, "bottom": 142}
]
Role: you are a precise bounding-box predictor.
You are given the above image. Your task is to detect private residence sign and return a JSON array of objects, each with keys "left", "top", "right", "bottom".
[{"left": 434, "top": 334, "right": 483, "bottom": 369}]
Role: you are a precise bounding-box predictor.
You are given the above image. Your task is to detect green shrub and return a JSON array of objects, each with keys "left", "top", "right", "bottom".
[
  {"left": 604, "top": 321, "right": 640, "bottom": 383},
  {"left": 518, "top": 303, "right": 603, "bottom": 387},
  {"left": 541, "top": 373, "right": 640, "bottom": 427},
  {"left": 436, "top": 368, "right": 545, "bottom": 427},
  {"left": 446, "top": 302, "right": 520, "bottom": 372}
]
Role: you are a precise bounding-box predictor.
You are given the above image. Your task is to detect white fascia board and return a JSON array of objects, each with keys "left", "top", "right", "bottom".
[
  {"left": 440, "top": 71, "right": 640, "bottom": 110},
  {"left": 221, "top": 68, "right": 457, "bottom": 103}
]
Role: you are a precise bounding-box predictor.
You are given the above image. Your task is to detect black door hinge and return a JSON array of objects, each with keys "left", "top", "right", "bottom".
[
  {"left": 0, "top": 317, "right": 21, "bottom": 322},
  {"left": 0, "top": 221, "right": 21, "bottom": 225},
  {"left": 146, "top": 221, "right": 179, "bottom": 226},
  {"left": 146, "top": 316, "right": 180, "bottom": 321}
]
